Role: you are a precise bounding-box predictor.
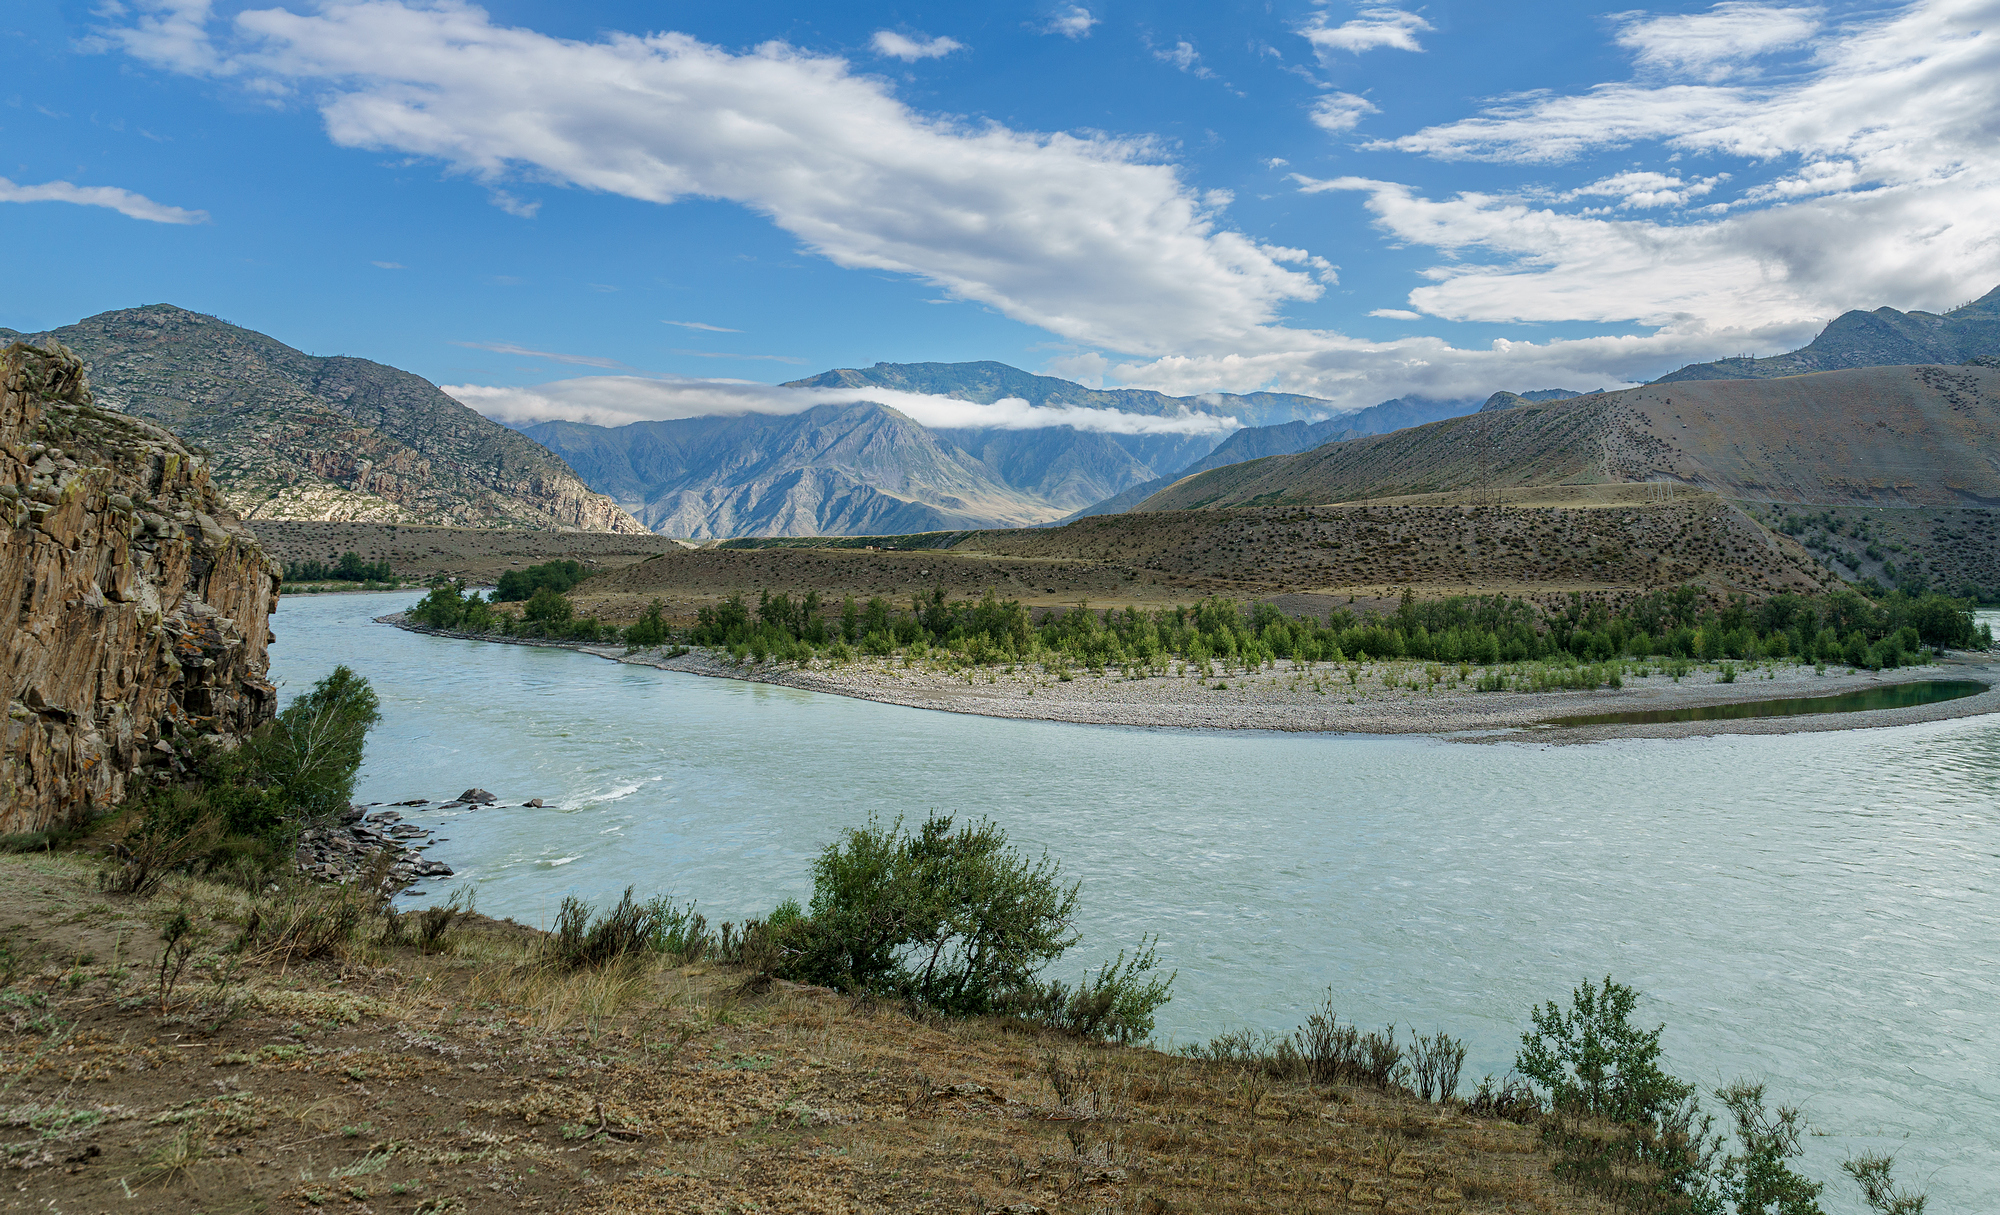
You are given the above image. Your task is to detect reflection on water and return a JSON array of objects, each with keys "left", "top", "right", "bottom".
[
  {"left": 268, "top": 592, "right": 2000, "bottom": 1213},
  {"left": 1543, "top": 679, "right": 1987, "bottom": 727}
]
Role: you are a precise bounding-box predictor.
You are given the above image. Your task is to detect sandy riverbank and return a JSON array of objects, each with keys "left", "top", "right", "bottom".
[{"left": 385, "top": 614, "right": 1999, "bottom": 742}]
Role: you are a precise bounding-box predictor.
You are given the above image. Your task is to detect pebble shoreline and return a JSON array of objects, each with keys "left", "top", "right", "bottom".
[{"left": 385, "top": 615, "right": 1999, "bottom": 743}]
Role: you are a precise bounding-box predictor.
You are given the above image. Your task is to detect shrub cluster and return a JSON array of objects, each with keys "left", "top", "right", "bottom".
[
  {"left": 105, "top": 666, "right": 381, "bottom": 892},
  {"left": 285, "top": 551, "right": 393, "bottom": 583},
  {"left": 668, "top": 581, "right": 1988, "bottom": 677}
]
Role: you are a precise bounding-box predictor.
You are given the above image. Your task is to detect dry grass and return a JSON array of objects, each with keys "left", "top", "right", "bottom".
[{"left": 0, "top": 851, "right": 1609, "bottom": 1215}]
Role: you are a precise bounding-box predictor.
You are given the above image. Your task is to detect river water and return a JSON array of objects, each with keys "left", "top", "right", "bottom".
[{"left": 271, "top": 593, "right": 2000, "bottom": 1211}]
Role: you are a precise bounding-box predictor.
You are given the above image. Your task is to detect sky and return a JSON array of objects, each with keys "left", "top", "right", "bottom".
[{"left": 4, "top": 0, "right": 1999, "bottom": 427}]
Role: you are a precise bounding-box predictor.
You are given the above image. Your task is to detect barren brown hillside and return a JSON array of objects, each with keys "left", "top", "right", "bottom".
[
  {"left": 559, "top": 489, "right": 1832, "bottom": 626},
  {"left": 1144, "top": 364, "right": 2000, "bottom": 512}
]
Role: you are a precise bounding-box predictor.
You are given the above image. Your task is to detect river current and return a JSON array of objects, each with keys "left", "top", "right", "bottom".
[{"left": 271, "top": 593, "right": 2000, "bottom": 1211}]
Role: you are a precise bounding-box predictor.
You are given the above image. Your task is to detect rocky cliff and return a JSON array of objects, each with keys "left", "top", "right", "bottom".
[
  {"left": 5, "top": 306, "right": 646, "bottom": 535},
  {"left": 2, "top": 342, "right": 278, "bottom": 835}
]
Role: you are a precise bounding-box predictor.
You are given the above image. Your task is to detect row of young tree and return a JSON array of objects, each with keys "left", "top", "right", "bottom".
[
  {"left": 410, "top": 570, "right": 1988, "bottom": 674},
  {"left": 679, "top": 583, "right": 1987, "bottom": 673},
  {"left": 284, "top": 551, "right": 393, "bottom": 583}
]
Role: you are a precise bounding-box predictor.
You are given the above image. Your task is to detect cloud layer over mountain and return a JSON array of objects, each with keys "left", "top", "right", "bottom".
[{"left": 447, "top": 375, "right": 1244, "bottom": 435}]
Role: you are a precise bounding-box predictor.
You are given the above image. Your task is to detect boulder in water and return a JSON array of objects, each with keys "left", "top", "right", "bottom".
[{"left": 458, "top": 788, "right": 498, "bottom": 804}]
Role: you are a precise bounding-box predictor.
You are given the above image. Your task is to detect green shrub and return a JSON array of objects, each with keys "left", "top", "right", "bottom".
[
  {"left": 547, "top": 886, "right": 663, "bottom": 970},
  {"left": 1518, "top": 975, "right": 1692, "bottom": 1124},
  {"left": 251, "top": 666, "right": 380, "bottom": 822},
  {"left": 495, "top": 560, "right": 587, "bottom": 603}
]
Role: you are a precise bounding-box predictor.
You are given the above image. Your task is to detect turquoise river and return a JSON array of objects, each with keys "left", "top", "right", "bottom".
[{"left": 271, "top": 593, "right": 2000, "bottom": 1212}]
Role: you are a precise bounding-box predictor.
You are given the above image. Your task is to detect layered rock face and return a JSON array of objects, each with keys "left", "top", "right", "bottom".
[{"left": 2, "top": 342, "right": 278, "bottom": 834}]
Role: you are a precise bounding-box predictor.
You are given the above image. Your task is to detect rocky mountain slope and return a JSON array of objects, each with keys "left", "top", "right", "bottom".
[
  {"left": 0, "top": 306, "right": 645, "bottom": 534},
  {"left": 1063, "top": 393, "right": 1487, "bottom": 520},
  {"left": 1143, "top": 364, "right": 2000, "bottom": 513},
  {"left": 2, "top": 341, "right": 278, "bottom": 834},
  {"left": 1657, "top": 284, "right": 2000, "bottom": 383},
  {"left": 526, "top": 402, "right": 1065, "bottom": 537}
]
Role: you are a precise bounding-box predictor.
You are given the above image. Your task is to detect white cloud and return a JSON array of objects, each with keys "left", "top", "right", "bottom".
[
  {"left": 0, "top": 174, "right": 208, "bottom": 224},
  {"left": 488, "top": 189, "right": 539, "bottom": 218},
  {"left": 451, "top": 340, "right": 625, "bottom": 368},
  {"left": 92, "top": 0, "right": 225, "bottom": 73},
  {"left": 1298, "top": 7, "right": 1432, "bottom": 58},
  {"left": 664, "top": 320, "right": 741, "bottom": 333},
  {"left": 1313, "top": 0, "right": 2000, "bottom": 337},
  {"left": 1368, "top": 308, "right": 1422, "bottom": 319},
  {"left": 1559, "top": 170, "right": 1725, "bottom": 208},
  {"left": 1154, "top": 41, "right": 1214, "bottom": 78},
  {"left": 1043, "top": 6, "right": 1099, "bottom": 39},
  {"left": 371, "top": 259, "right": 405, "bottom": 268},
  {"left": 108, "top": 0, "right": 1318, "bottom": 359},
  {"left": 1615, "top": 2, "right": 1821, "bottom": 81},
  {"left": 447, "top": 375, "right": 1246, "bottom": 435},
  {"left": 871, "top": 30, "right": 963, "bottom": 62},
  {"left": 1308, "top": 92, "right": 1378, "bottom": 133}
]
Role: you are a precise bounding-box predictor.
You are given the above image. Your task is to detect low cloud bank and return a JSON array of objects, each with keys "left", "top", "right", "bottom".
[{"left": 446, "top": 375, "right": 1244, "bottom": 435}]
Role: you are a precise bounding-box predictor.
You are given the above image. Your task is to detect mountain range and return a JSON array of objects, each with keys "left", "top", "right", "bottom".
[
  {"left": 1, "top": 306, "right": 645, "bottom": 533},
  {"left": 521, "top": 362, "right": 1492, "bottom": 537}
]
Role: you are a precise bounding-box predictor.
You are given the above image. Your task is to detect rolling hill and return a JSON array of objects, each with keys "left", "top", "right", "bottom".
[
  {"left": 1, "top": 306, "right": 644, "bottom": 533},
  {"left": 1140, "top": 364, "right": 2000, "bottom": 513}
]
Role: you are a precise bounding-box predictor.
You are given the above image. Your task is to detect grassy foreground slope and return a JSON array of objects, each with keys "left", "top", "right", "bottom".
[{"left": 0, "top": 851, "right": 1595, "bottom": 1215}]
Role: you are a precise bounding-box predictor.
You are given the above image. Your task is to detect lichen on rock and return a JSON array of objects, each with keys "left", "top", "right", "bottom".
[{"left": 2, "top": 340, "right": 278, "bottom": 834}]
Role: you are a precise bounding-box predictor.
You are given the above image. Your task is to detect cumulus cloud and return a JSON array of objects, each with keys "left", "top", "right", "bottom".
[
  {"left": 1614, "top": 2, "right": 1821, "bottom": 80},
  {"left": 871, "top": 30, "right": 963, "bottom": 61},
  {"left": 1558, "top": 170, "right": 1725, "bottom": 208},
  {"left": 0, "top": 175, "right": 208, "bottom": 224},
  {"left": 1300, "top": 0, "right": 2000, "bottom": 341},
  {"left": 105, "top": 0, "right": 1317, "bottom": 358},
  {"left": 1298, "top": 7, "right": 1432, "bottom": 58},
  {"left": 1043, "top": 6, "right": 1099, "bottom": 39},
  {"left": 446, "top": 375, "right": 1246, "bottom": 435},
  {"left": 1308, "top": 92, "right": 1378, "bottom": 133}
]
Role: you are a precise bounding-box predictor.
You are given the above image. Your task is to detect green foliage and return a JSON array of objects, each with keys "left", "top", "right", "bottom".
[
  {"left": 1015, "top": 935, "right": 1177, "bottom": 1044},
  {"left": 285, "top": 551, "right": 392, "bottom": 583},
  {"left": 1518, "top": 975, "right": 1693, "bottom": 1124},
  {"left": 1712, "top": 1083, "right": 1825, "bottom": 1215},
  {"left": 254, "top": 665, "right": 381, "bottom": 822},
  {"left": 523, "top": 586, "right": 574, "bottom": 624},
  {"left": 496, "top": 559, "right": 587, "bottom": 602},
  {"left": 1842, "top": 1152, "right": 1927, "bottom": 1215},
  {"left": 547, "top": 886, "right": 663, "bottom": 970},
  {"left": 623, "top": 599, "right": 671, "bottom": 648},
  {"left": 686, "top": 579, "right": 1973, "bottom": 676}
]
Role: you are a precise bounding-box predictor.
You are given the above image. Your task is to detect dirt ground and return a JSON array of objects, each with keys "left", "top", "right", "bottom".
[
  {"left": 249, "top": 522, "right": 694, "bottom": 585},
  {"left": 0, "top": 852, "right": 1608, "bottom": 1215}
]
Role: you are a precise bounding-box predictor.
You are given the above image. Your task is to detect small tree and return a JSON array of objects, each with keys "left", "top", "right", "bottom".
[
  {"left": 253, "top": 665, "right": 381, "bottom": 821},
  {"left": 787, "top": 814, "right": 1083, "bottom": 1014},
  {"left": 523, "top": 586, "right": 574, "bottom": 625},
  {"left": 1518, "top": 975, "right": 1693, "bottom": 1124},
  {"left": 1714, "top": 1083, "right": 1824, "bottom": 1215}
]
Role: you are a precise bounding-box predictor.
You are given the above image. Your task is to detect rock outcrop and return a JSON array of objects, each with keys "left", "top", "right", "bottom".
[{"left": 2, "top": 341, "right": 278, "bottom": 834}]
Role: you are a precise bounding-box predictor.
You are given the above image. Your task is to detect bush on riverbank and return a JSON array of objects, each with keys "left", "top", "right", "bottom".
[{"left": 100, "top": 666, "right": 381, "bottom": 892}]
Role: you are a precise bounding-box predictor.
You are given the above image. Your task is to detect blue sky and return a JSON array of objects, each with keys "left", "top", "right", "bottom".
[{"left": 4, "top": 0, "right": 1998, "bottom": 424}]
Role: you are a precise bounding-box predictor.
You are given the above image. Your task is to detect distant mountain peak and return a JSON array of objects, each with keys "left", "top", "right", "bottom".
[{"left": 1655, "top": 284, "right": 2000, "bottom": 383}]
